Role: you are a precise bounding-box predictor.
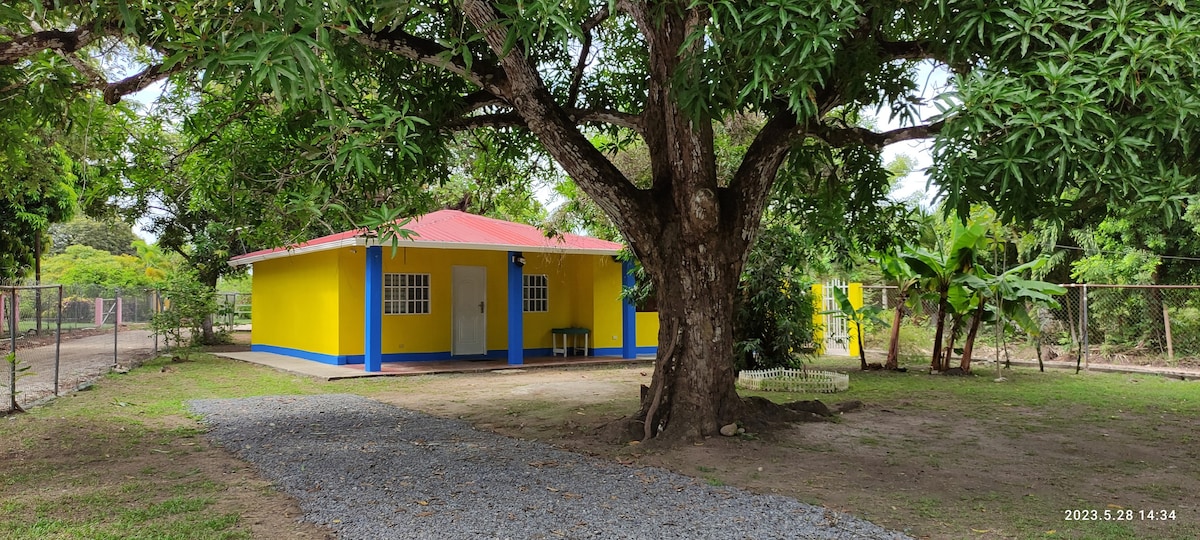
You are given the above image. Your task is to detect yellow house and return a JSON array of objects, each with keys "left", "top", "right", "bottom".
[{"left": 229, "top": 210, "right": 659, "bottom": 371}]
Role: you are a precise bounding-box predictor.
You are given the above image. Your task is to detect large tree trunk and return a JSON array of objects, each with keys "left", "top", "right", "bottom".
[
  {"left": 462, "top": 0, "right": 793, "bottom": 441},
  {"left": 884, "top": 291, "right": 908, "bottom": 370},
  {"left": 942, "top": 313, "right": 967, "bottom": 371},
  {"left": 636, "top": 213, "right": 750, "bottom": 441}
]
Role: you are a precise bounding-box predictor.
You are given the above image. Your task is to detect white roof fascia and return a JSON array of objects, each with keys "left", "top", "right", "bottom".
[
  {"left": 229, "top": 236, "right": 621, "bottom": 267},
  {"left": 364, "top": 238, "right": 622, "bottom": 257},
  {"left": 227, "top": 237, "right": 367, "bottom": 267}
]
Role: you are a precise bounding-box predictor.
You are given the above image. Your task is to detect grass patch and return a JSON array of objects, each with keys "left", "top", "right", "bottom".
[{"left": 0, "top": 353, "right": 344, "bottom": 540}]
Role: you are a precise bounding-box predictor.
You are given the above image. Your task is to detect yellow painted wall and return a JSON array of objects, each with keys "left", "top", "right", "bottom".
[
  {"left": 590, "top": 256, "right": 624, "bottom": 350},
  {"left": 337, "top": 249, "right": 366, "bottom": 356},
  {"left": 811, "top": 282, "right": 864, "bottom": 357},
  {"left": 251, "top": 250, "right": 345, "bottom": 356},
  {"left": 569, "top": 256, "right": 595, "bottom": 335},
  {"left": 636, "top": 312, "right": 660, "bottom": 347},
  {"left": 847, "top": 282, "right": 863, "bottom": 358},
  {"left": 373, "top": 247, "right": 508, "bottom": 354},
  {"left": 252, "top": 246, "right": 654, "bottom": 357},
  {"left": 521, "top": 252, "right": 579, "bottom": 348}
]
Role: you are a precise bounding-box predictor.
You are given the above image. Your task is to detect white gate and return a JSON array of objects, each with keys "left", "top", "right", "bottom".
[{"left": 822, "top": 279, "right": 850, "bottom": 356}]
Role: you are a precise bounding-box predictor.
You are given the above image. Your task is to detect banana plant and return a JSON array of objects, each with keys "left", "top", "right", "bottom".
[
  {"left": 902, "top": 218, "right": 989, "bottom": 371},
  {"left": 952, "top": 257, "right": 1066, "bottom": 372},
  {"left": 877, "top": 250, "right": 921, "bottom": 370},
  {"left": 825, "top": 286, "right": 887, "bottom": 370}
]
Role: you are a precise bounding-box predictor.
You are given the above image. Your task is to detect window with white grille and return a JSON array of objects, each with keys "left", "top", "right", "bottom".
[
  {"left": 384, "top": 273, "right": 430, "bottom": 314},
  {"left": 523, "top": 274, "right": 549, "bottom": 312}
]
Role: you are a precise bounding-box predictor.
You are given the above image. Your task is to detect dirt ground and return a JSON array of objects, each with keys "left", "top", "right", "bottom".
[{"left": 371, "top": 365, "right": 1199, "bottom": 540}]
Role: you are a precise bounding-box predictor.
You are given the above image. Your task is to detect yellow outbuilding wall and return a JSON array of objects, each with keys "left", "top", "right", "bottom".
[
  {"left": 251, "top": 249, "right": 348, "bottom": 359},
  {"left": 250, "top": 246, "right": 658, "bottom": 363}
]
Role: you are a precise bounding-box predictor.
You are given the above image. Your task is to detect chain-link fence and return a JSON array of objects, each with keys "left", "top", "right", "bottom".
[
  {"left": 2, "top": 285, "right": 161, "bottom": 414},
  {"left": 1052, "top": 284, "right": 1200, "bottom": 368},
  {"left": 859, "top": 283, "right": 1200, "bottom": 369},
  {"left": 215, "top": 292, "right": 252, "bottom": 327}
]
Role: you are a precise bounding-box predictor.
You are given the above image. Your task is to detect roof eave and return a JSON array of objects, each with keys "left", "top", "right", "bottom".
[
  {"left": 228, "top": 237, "right": 623, "bottom": 267},
  {"left": 227, "top": 237, "right": 367, "bottom": 267},
  {"left": 365, "top": 238, "right": 623, "bottom": 257}
]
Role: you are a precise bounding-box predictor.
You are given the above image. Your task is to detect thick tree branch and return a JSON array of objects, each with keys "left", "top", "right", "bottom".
[
  {"left": 813, "top": 121, "right": 944, "bottom": 150},
  {"left": 0, "top": 26, "right": 112, "bottom": 65},
  {"left": 567, "top": 5, "right": 610, "bottom": 107},
  {"left": 726, "top": 112, "right": 805, "bottom": 245},
  {"left": 460, "top": 90, "right": 507, "bottom": 113},
  {"left": 575, "top": 109, "right": 642, "bottom": 132},
  {"left": 878, "top": 39, "right": 936, "bottom": 61},
  {"left": 353, "top": 27, "right": 507, "bottom": 94},
  {"left": 459, "top": 0, "right": 654, "bottom": 236},
  {"left": 443, "top": 108, "right": 642, "bottom": 132},
  {"left": 102, "top": 62, "right": 182, "bottom": 104},
  {"left": 17, "top": 26, "right": 181, "bottom": 104},
  {"left": 444, "top": 112, "right": 526, "bottom": 130}
]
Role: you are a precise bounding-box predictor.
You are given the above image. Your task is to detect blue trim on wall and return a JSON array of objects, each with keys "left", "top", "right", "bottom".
[
  {"left": 593, "top": 346, "right": 657, "bottom": 357},
  {"left": 252, "top": 344, "right": 351, "bottom": 365},
  {"left": 364, "top": 245, "right": 383, "bottom": 372},
  {"left": 253, "top": 345, "right": 651, "bottom": 365},
  {"left": 507, "top": 251, "right": 524, "bottom": 365},
  {"left": 621, "top": 260, "right": 637, "bottom": 359}
]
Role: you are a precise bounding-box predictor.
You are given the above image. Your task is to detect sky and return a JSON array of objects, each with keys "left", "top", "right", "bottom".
[{"left": 877, "top": 61, "right": 952, "bottom": 206}]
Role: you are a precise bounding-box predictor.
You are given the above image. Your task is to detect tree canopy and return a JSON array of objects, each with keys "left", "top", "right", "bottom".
[
  {"left": 49, "top": 217, "right": 139, "bottom": 256},
  {"left": 4, "top": 0, "right": 1199, "bottom": 439}
]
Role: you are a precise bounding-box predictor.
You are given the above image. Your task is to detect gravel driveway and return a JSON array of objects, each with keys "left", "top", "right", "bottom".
[{"left": 190, "top": 394, "right": 911, "bottom": 540}]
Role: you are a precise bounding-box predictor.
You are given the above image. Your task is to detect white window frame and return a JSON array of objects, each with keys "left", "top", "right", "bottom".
[
  {"left": 384, "top": 273, "right": 430, "bottom": 315},
  {"left": 523, "top": 274, "right": 549, "bottom": 313}
]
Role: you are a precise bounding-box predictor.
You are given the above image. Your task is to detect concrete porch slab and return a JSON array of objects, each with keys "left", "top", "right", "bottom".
[{"left": 214, "top": 350, "right": 654, "bottom": 381}]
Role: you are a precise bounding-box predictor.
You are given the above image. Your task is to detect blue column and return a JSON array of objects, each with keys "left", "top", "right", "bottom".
[
  {"left": 621, "top": 260, "right": 637, "bottom": 359},
  {"left": 364, "top": 246, "right": 383, "bottom": 372},
  {"left": 507, "top": 251, "right": 524, "bottom": 365}
]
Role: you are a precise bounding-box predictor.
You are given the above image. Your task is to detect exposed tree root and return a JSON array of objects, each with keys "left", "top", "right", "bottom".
[{"left": 603, "top": 394, "right": 869, "bottom": 446}]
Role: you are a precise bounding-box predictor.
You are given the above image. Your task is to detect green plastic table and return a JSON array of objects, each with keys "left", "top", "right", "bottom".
[{"left": 551, "top": 327, "right": 589, "bottom": 357}]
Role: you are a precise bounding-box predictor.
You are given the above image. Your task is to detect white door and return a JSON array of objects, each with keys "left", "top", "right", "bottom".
[
  {"left": 823, "top": 279, "right": 850, "bottom": 356},
  {"left": 452, "top": 266, "right": 487, "bottom": 355}
]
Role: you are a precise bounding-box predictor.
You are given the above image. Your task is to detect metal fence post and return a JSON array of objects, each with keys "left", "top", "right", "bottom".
[
  {"left": 7, "top": 290, "right": 16, "bottom": 411},
  {"left": 54, "top": 285, "right": 63, "bottom": 396},
  {"left": 113, "top": 289, "right": 120, "bottom": 368},
  {"left": 153, "top": 289, "right": 159, "bottom": 357},
  {"left": 1080, "top": 284, "right": 1089, "bottom": 372}
]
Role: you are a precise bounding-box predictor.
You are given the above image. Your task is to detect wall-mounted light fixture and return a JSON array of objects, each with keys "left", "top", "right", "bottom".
[{"left": 512, "top": 252, "right": 526, "bottom": 267}]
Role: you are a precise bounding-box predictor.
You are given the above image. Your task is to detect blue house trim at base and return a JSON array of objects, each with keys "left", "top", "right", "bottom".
[{"left": 251, "top": 344, "right": 658, "bottom": 365}]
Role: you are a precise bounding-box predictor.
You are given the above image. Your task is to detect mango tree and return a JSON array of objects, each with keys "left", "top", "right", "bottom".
[{"left": 5, "top": 0, "right": 1200, "bottom": 440}]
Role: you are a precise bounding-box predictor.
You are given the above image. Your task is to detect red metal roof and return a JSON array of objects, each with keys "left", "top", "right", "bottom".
[{"left": 230, "top": 210, "right": 623, "bottom": 265}]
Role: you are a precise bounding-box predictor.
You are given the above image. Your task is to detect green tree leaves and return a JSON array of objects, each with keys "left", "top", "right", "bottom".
[{"left": 931, "top": 0, "right": 1200, "bottom": 222}]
